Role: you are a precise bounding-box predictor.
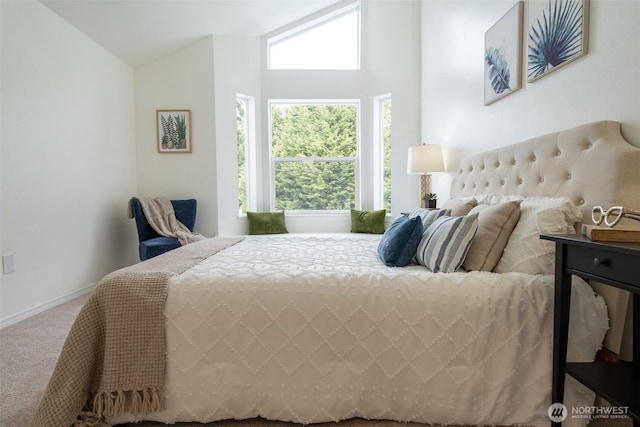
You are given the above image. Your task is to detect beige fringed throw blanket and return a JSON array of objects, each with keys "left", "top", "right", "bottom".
[
  {"left": 134, "top": 196, "right": 205, "bottom": 245},
  {"left": 31, "top": 237, "right": 243, "bottom": 427}
]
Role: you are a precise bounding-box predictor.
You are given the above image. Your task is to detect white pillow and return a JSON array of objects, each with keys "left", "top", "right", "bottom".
[
  {"left": 416, "top": 213, "right": 479, "bottom": 273},
  {"left": 493, "top": 197, "right": 582, "bottom": 274}
]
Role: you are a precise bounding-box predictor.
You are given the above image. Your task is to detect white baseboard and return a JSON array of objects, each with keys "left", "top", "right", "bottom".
[{"left": 0, "top": 282, "right": 97, "bottom": 329}]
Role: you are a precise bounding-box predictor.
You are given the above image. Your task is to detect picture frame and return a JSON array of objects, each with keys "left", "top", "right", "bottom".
[
  {"left": 527, "top": 0, "right": 589, "bottom": 83},
  {"left": 156, "top": 109, "right": 192, "bottom": 153},
  {"left": 484, "top": 1, "right": 523, "bottom": 105}
]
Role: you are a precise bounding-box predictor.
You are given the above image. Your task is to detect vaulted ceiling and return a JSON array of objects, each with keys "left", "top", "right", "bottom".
[{"left": 40, "top": 0, "right": 343, "bottom": 67}]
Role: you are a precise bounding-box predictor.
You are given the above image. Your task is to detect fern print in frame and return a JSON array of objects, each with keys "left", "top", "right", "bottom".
[
  {"left": 484, "top": 1, "right": 523, "bottom": 105},
  {"left": 156, "top": 109, "right": 192, "bottom": 153},
  {"left": 528, "top": 0, "right": 589, "bottom": 82}
]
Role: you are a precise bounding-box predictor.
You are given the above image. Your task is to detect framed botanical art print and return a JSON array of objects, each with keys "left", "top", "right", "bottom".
[
  {"left": 527, "top": 0, "right": 589, "bottom": 82},
  {"left": 484, "top": 1, "right": 523, "bottom": 105},
  {"left": 156, "top": 109, "right": 192, "bottom": 153}
]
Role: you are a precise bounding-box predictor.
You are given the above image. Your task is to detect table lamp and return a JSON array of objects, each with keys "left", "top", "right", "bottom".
[{"left": 407, "top": 144, "right": 445, "bottom": 206}]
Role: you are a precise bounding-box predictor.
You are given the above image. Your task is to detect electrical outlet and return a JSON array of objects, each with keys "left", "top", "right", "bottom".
[{"left": 2, "top": 254, "right": 14, "bottom": 274}]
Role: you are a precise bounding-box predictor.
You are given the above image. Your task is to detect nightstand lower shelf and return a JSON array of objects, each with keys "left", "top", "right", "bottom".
[{"left": 566, "top": 362, "right": 640, "bottom": 423}]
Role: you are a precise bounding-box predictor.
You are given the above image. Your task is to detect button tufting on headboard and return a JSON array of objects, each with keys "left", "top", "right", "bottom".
[{"left": 450, "top": 121, "right": 640, "bottom": 230}]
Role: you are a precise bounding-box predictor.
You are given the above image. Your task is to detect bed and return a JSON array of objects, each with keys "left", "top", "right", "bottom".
[{"left": 32, "top": 121, "right": 640, "bottom": 427}]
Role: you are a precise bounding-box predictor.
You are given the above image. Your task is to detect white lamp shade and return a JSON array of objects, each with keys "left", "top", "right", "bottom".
[{"left": 407, "top": 144, "right": 445, "bottom": 174}]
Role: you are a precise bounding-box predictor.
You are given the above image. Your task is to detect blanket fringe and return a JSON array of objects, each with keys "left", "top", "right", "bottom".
[
  {"left": 92, "top": 388, "right": 164, "bottom": 418},
  {"left": 73, "top": 411, "right": 111, "bottom": 427}
]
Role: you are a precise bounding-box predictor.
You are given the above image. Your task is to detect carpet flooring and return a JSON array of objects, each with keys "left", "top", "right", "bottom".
[{"left": 0, "top": 294, "right": 633, "bottom": 427}]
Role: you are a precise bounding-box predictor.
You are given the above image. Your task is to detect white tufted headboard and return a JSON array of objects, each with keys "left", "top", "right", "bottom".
[{"left": 449, "top": 121, "right": 640, "bottom": 356}]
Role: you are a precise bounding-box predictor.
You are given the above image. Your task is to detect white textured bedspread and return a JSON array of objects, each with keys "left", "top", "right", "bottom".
[{"left": 112, "top": 234, "right": 608, "bottom": 427}]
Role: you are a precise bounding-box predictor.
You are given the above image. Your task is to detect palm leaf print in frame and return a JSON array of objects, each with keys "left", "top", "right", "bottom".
[
  {"left": 528, "top": 0, "right": 589, "bottom": 82},
  {"left": 484, "top": 1, "right": 523, "bottom": 105}
]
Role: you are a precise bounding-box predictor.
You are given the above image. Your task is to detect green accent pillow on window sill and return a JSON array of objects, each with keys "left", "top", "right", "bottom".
[
  {"left": 350, "top": 209, "right": 386, "bottom": 234},
  {"left": 247, "top": 211, "right": 289, "bottom": 235}
]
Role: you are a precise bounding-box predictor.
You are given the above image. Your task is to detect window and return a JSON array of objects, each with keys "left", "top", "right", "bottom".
[
  {"left": 236, "top": 94, "right": 256, "bottom": 215},
  {"left": 267, "top": 4, "right": 360, "bottom": 70},
  {"left": 269, "top": 101, "right": 359, "bottom": 211},
  {"left": 373, "top": 95, "right": 392, "bottom": 211}
]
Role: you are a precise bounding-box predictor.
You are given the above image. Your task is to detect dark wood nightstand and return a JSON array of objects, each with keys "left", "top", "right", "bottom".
[{"left": 541, "top": 234, "right": 640, "bottom": 427}]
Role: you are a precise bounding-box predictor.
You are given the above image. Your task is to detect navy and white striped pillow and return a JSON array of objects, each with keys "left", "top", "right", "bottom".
[
  {"left": 416, "top": 213, "right": 479, "bottom": 273},
  {"left": 408, "top": 208, "right": 451, "bottom": 230}
]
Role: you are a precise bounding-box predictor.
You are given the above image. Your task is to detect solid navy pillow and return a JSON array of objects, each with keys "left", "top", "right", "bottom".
[{"left": 377, "top": 216, "right": 424, "bottom": 267}]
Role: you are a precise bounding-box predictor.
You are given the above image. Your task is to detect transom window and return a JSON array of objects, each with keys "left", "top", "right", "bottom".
[
  {"left": 267, "top": 4, "right": 360, "bottom": 70},
  {"left": 269, "top": 101, "right": 359, "bottom": 211}
]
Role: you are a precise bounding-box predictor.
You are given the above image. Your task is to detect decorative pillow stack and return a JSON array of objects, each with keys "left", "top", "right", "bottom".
[
  {"left": 376, "top": 195, "right": 582, "bottom": 274},
  {"left": 378, "top": 207, "right": 480, "bottom": 273}
]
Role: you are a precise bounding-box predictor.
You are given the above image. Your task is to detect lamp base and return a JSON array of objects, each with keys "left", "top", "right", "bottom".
[{"left": 419, "top": 174, "right": 432, "bottom": 205}]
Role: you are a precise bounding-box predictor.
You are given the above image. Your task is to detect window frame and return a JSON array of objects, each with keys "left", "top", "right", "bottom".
[
  {"left": 268, "top": 99, "right": 361, "bottom": 214},
  {"left": 236, "top": 94, "right": 257, "bottom": 216},
  {"left": 373, "top": 94, "right": 392, "bottom": 211}
]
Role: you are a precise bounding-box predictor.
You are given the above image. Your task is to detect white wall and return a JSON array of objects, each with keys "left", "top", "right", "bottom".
[
  {"left": 134, "top": 37, "right": 218, "bottom": 238},
  {"left": 213, "top": 36, "right": 262, "bottom": 236},
  {"left": 421, "top": 0, "right": 640, "bottom": 199},
  {"left": 0, "top": 0, "right": 138, "bottom": 325}
]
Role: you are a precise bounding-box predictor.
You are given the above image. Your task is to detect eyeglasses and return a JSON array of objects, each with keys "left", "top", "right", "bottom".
[{"left": 592, "top": 206, "right": 640, "bottom": 228}]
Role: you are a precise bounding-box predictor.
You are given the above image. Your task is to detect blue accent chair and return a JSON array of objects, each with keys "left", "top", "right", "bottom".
[{"left": 130, "top": 198, "right": 198, "bottom": 261}]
